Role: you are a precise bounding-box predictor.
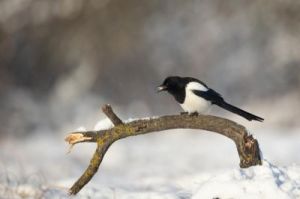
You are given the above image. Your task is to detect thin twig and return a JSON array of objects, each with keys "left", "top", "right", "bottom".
[{"left": 102, "top": 104, "right": 123, "bottom": 125}]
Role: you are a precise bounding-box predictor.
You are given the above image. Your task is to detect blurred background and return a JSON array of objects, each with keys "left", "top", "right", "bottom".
[
  {"left": 1, "top": 0, "right": 300, "bottom": 138},
  {"left": 0, "top": 0, "right": 300, "bottom": 197},
  {"left": 0, "top": 0, "right": 300, "bottom": 136}
]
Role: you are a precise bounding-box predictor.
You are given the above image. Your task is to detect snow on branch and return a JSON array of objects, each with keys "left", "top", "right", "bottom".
[{"left": 65, "top": 104, "right": 262, "bottom": 195}]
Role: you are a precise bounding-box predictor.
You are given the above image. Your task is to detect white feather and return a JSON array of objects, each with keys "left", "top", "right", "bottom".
[
  {"left": 180, "top": 82, "right": 211, "bottom": 113},
  {"left": 186, "top": 82, "right": 208, "bottom": 92}
]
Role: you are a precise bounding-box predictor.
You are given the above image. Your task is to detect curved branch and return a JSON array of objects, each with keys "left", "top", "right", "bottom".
[{"left": 65, "top": 104, "right": 262, "bottom": 195}]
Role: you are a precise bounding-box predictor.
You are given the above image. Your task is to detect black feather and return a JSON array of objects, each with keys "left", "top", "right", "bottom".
[
  {"left": 217, "top": 101, "right": 264, "bottom": 122},
  {"left": 192, "top": 89, "right": 224, "bottom": 104},
  {"left": 193, "top": 89, "right": 264, "bottom": 122}
]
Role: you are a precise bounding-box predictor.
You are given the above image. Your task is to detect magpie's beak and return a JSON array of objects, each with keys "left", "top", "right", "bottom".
[{"left": 157, "top": 85, "right": 167, "bottom": 92}]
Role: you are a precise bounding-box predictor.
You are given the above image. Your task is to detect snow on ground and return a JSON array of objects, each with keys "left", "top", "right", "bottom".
[{"left": 0, "top": 119, "right": 299, "bottom": 199}]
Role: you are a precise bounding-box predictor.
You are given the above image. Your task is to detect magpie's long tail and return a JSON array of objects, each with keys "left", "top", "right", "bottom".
[{"left": 217, "top": 101, "right": 264, "bottom": 122}]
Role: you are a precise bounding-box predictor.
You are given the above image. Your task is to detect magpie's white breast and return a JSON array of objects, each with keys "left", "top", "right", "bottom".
[{"left": 180, "top": 82, "right": 211, "bottom": 114}]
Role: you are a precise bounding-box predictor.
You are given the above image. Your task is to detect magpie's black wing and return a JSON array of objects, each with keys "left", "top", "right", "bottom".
[
  {"left": 192, "top": 89, "right": 264, "bottom": 122},
  {"left": 192, "top": 89, "right": 224, "bottom": 104}
]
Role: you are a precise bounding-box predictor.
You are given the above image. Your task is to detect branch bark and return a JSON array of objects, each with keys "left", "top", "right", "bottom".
[{"left": 65, "top": 104, "right": 262, "bottom": 195}]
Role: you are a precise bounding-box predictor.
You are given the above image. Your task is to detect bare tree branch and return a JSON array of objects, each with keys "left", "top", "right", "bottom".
[{"left": 65, "top": 104, "right": 262, "bottom": 195}]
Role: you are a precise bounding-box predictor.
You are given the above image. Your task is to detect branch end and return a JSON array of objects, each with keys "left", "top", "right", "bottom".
[{"left": 65, "top": 133, "right": 92, "bottom": 144}]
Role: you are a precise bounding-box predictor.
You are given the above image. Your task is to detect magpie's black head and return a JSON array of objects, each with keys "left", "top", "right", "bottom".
[
  {"left": 157, "top": 76, "right": 207, "bottom": 104},
  {"left": 157, "top": 76, "right": 186, "bottom": 95}
]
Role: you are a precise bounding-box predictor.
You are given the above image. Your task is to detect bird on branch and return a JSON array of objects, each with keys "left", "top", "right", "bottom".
[{"left": 157, "top": 76, "right": 264, "bottom": 122}]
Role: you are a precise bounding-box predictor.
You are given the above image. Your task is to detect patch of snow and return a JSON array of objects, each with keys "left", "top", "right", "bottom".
[
  {"left": 93, "top": 118, "right": 113, "bottom": 130},
  {"left": 192, "top": 160, "right": 300, "bottom": 199},
  {"left": 54, "top": 160, "right": 300, "bottom": 199},
  {"left": 125, "top": 116, "right": 159, "bottom": 123},
  {"left": 76, "top": 126, "right": 87, "bottom": 131}
]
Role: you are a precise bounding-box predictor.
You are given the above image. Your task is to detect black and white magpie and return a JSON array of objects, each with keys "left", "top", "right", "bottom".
[{"left": 157, "top": 76, "right": 264, "bottom": 122}]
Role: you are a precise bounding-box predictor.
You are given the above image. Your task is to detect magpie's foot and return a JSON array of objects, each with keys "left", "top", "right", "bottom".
[
  {"left": 189, "top": 112, "right": 199, "bottom": 117},
  {"left": 180, "top": 112, "right": 189, "bottom": 115}
]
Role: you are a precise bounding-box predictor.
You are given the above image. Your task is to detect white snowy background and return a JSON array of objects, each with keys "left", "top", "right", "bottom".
[
  {"left": 1, "top": 116, "right": 300, "bottom": 199},
  {"left": 1, "top": 0, "right": 300, "bottom": 198}
]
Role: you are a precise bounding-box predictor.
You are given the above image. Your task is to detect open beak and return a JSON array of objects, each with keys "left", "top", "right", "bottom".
[{"left": 157, "top": 85, "right": 167, "bottom": 92}]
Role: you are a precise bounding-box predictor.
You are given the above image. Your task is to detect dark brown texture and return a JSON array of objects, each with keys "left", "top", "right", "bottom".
[{"left": 65, "top": 104, "right": 262, "bottom": 195}]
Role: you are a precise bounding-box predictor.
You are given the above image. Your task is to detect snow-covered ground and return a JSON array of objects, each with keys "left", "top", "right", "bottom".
[{"left": 0, "top": 119, "right": 299, "bottom": 199}]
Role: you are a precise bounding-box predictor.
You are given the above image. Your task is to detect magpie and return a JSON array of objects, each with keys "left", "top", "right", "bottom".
[{"left": 157, "top": 76, "right": 264, "bottom": 122}]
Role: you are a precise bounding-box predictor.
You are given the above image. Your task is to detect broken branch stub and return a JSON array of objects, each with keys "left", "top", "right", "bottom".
[{"left": 65, "top": 104, "right": 262, "bottom": 195}]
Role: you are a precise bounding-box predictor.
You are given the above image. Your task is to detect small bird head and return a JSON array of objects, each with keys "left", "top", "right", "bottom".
[{"left": 157, "top": 76, "right": 184, "bottom": 94}]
